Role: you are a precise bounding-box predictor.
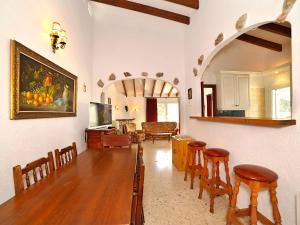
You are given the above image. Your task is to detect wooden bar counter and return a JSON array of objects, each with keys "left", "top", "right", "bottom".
[{"left": 0, "top": 148, "right": 137, "bottom": 225}]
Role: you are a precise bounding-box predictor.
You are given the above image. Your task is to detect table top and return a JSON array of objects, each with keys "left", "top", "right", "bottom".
[{"left": 0, "top": 148, "right": 137, "bottom": 225}]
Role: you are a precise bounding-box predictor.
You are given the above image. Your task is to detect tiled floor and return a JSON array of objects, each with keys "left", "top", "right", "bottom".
[{"left": 142, "top": 140, "right": 228, "bottom": 225}]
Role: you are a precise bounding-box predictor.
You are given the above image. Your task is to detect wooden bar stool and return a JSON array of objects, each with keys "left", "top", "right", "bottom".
[
  {"left": 199, "top": 148, "right": 232, "bottom": 213},
  {"left": 184, "top": 141, "right": 206, "bottom": 189},
  {"left": 227, "top": 164, "right": 281, "bottom": 225}
]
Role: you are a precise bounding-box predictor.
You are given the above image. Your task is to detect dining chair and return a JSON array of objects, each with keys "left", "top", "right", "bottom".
[
  {"left": 55, "top": 142, "right": 77, "bottom": 168},
  {"left": 101, "top": 134, "right": 131, "bottom": 149},
  {"left": 13, "top": 152, "right": 55, "bottom": 195},
  {"left": 131, "top": 153, "right": 145, "bottom": 225}
]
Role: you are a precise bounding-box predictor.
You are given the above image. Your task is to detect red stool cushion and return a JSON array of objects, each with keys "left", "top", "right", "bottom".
[
  {"left": 234, "top": 164, "right": 278, "bottom": 183},
  {"left": 204, "top": 148, "right": 229, "bottom": 157},
  {"left": 188, "top": 141, "right": 206, "bottom": 148}
]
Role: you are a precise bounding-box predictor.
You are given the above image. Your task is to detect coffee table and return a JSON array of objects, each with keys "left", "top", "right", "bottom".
[{"left": 149, "top": 132, "right": 172, "bottom": 143}]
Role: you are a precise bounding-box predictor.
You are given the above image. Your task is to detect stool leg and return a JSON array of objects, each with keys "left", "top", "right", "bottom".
[
  {"left": 184, "top": 149, "right": 191, "bottom": 181},
  {"left": 224, "top": 159, "right": 232, "bottom": 200},
  {"left": 190, "top": 151, "right": 196, "bottom": 189},
  {"left": 198, "top": 156, "right": 208, "bottom": 199},
  {"left": 209, "top": 161, "right": 217, "bottom": 213},
  {"left": 250, "top": 188, "right": 258, "bottom": 225},
  {"left": 197, "top": 150, "right": 202, "bottom": 179},
  {"left": 269, "top": 182, "right": 282, "bottom": 225},
  {"left": 226, "top": 176, "right": 241, "bottom": 225},
  {"left": 216, "top": 161, "right": 220, "bottom": 189}
]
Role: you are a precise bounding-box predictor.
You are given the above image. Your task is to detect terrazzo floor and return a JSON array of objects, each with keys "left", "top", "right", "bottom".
[{"left": 142, "top": 140, "right": 229, "bottom": 225}]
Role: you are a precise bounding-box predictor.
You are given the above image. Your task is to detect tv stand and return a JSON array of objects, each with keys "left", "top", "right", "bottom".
[{"left": 85, "top": 128, "right": 116, "bottom": 150}]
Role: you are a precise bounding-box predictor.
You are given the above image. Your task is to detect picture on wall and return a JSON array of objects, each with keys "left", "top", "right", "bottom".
[
  {"left": 188, "top": 88, "right": 192, "bottom": 100},
  {"left": 10, "top": 40, "right": 77, "bottom": 119}
]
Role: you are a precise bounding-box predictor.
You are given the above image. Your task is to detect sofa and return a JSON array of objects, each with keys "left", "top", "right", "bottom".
[{"left": 141, "top": 122, "right": 179, "bottom": 139}]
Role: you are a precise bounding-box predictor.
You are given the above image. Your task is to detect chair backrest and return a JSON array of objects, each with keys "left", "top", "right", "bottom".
[
  {"left": 101, "top": 134, "right": 131, "bottom": 149},
  {"left": 55, "top": 142, "right": 77, "bottom": 168},
  {"left": 132, "top": 154, "right": 145, "bottom": 225},
  {"left": 13, "top": 152, "right": 55, "bottom": 195},
  {"left": 124, "top": 123, "right": 137, "bottom": 133}
]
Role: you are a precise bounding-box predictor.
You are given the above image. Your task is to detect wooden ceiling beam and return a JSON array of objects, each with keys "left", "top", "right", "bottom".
[
  {"left": 122, "top": 80, "right": 127, "bottom": 97},
  {"left": 259, "top": 23, "right": 291, "bottom": 38},
  {"left": 160, "top": 82, "right": 166, "bottom": 97},
  {"left": 236, "top": 34, "right": 282, "bottom": 52},
  {"left": 143, "top": 79, "right": 146, "bottom": 97},
  {"left": 152, "top": 80, "right": 157, "bottom": 97},
  {"left": 133, "top": 79, "right": 136, "bottom": 97},
  {"left": 165, "top": 0, "right": 199, "bottom": 9},
  {"left": 92, "top": 0, "right": 190, "bottom": 25},
  {"left": 168, "top": 86, "right": 174, "bottom": 97}
]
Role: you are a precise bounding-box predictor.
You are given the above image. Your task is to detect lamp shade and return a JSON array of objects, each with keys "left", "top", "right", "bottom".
[{"left": 51, "top": 22, "right": 61, "bottom": 36}]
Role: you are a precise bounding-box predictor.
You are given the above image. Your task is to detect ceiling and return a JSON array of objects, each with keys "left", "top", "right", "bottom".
[
  {"left": 113, "top": 78, "right": 179, "bottom": 98},
  {"left": 90, "top": 0, "right": 199, "bottom": 24},
  {"left": 236, "top": 22, "right": 291, "bottom": 52}
]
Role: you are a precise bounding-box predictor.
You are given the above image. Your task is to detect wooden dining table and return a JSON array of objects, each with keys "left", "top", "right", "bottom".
[{"left": 0, "top": 148, "right": 137, "bottom": 225}]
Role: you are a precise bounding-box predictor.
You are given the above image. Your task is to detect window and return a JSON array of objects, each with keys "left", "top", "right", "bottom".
[
  {"left": 272, "top": 87, "right": 291, "bottom": 119},
  {"left": 157, "top": 102, "right": 179, "bottom": 125}
]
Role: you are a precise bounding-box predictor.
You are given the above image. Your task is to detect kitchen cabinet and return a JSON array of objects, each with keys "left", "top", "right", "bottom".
[{"left": 218, "top": 73, "right": 249, "bottom": 110}]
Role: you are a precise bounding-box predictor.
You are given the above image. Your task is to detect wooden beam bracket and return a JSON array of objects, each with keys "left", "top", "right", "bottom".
[{"left": 236, "top": 34, "right": 282, "bottom": 52}]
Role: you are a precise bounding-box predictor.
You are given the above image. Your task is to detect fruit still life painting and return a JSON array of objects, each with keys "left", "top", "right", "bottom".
[{"left": 11, "top": 40, "right": 77, "bottom": 119}]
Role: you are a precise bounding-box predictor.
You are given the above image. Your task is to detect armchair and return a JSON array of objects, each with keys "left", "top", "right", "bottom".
[{"left": 124, "top": 123, "right": 145, "bottom": 143}]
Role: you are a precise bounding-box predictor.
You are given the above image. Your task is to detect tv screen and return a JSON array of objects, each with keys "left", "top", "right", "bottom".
[{"left": 89, "top": 102, "right": 112, "bottom": 127}]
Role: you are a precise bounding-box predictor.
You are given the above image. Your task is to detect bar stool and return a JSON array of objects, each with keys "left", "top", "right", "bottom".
[
  {"left": 227, "top": 164, "right": 281, "bottom": 225},
  {"left": 184, "top": 141, "right": 206, "bottom": 189},
  {"left": 199, "top": 148, "right": 232, "bottom": 213}
]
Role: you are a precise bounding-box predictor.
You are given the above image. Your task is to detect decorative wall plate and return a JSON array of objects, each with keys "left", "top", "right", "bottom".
[
  {"left": 215, "top": 33, "right": 224, "bottom": 46},
  {"left": 97, "top": 79, "right": 104, "bottom": 88},
  {"left": 156, "top": 72, "right": 164, "bottom": 78},
  {"left": 198, "top": 55, "right": 204, "bottom": 66},
  {"left": 173, "top": 78, "right": 179, "bottom": 85},
  {"left": 124, "top": 72, "right": 132, "bottom": 77},
  {"left": 109, "top": 73, "right": 116, "bottom": 80},
  {"left": 277, "top": 0, "right": 296, "bottom": 23},
  {"left": 236, "top": 13, "right": 248, "bottom": 31}
]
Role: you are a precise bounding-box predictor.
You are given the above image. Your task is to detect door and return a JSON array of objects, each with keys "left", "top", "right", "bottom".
[
  {"left": 236, "top": 75, "right": 249, "bottom": 110},
  {"left": 221, "top": 75, "right": 236, "bottom": 109},
  {"left": 206, "top": 94, "right": 213, "bottom": 116}
]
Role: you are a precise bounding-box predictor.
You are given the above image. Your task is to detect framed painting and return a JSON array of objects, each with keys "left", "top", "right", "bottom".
[
  {"left": 188, "top": 88, "right": 192, "bottom": 100},
  {"left": 10, "top": 40, "right": 77, "bottom": 119}
]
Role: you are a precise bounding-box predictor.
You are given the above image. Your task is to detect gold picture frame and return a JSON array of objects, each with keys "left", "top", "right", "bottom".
[{"left": 10, "top": 40, "right": 77, "bottom": 119}]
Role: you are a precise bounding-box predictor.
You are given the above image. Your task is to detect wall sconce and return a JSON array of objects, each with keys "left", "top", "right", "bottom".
[
  {"left": 115, "top": 105, "right": 119, "bottom": 111},
  {"left": 50, "top": 22, "right": 67, "bottom": 53}
]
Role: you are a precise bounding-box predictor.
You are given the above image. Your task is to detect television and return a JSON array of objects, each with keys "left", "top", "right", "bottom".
[{"left": 89, "top": 102, "right": 112, "bottom": 128}]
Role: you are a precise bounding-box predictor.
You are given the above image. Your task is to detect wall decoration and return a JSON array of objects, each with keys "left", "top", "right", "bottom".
[
  {"left": 277, "top": 0, "right": 296, "bottom": 23},
  {"left": 193, "top": 68, "right": 198, "bottom": 76},
  {"left": 83, "top": 83, "right": 87, "bottom": 92},
  {"left": 141, "top": 72, "right": 148, "bottom": 77},
  {"left": 97, "top": 79, "right": 104, "bottom": 88},
  {"left": 108, "top": 97, "right": 111, "bottom": 105},
  {"left": 235, "top": 13, "right": 248, "bottom": 31},
  {"left": 100, "top": 92, "right": 105, "bottom": 103},
  {"left": 214, "top": 33, "right": 224, "bottom": 46},
  {"left": 156, "top": 72, "right": 164, "bottom": 78},
  {"left": 173, "top": 78, "right": 179, "bottom": 85},
  {"left": 10, "top": 40, "right": 77, "bottom": 120},
  {"left": 198, "top": 55, "right": 204, "bottom": 66},
  {"left": 188, "top": 88, "right": 192, "bottom": 100},
  {"left": 109, "top": 73, "right": 116, "bottom": 81},
  {"left": 124, "top": 72, "right": 132, "bottom": 77}
]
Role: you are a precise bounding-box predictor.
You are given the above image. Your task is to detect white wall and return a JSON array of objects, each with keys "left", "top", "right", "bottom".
[
  {"left": 104, "top": 84, "right": 146, "bottom": 130},
  {"left": 90, "top": 3, "right": 187, "bottom": 133},
  {"left": 0, "top": 0, "right": 93, "bottom": 203},
  {"left": 185, "top": 0, "right": 300, "bottom": 224}
]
